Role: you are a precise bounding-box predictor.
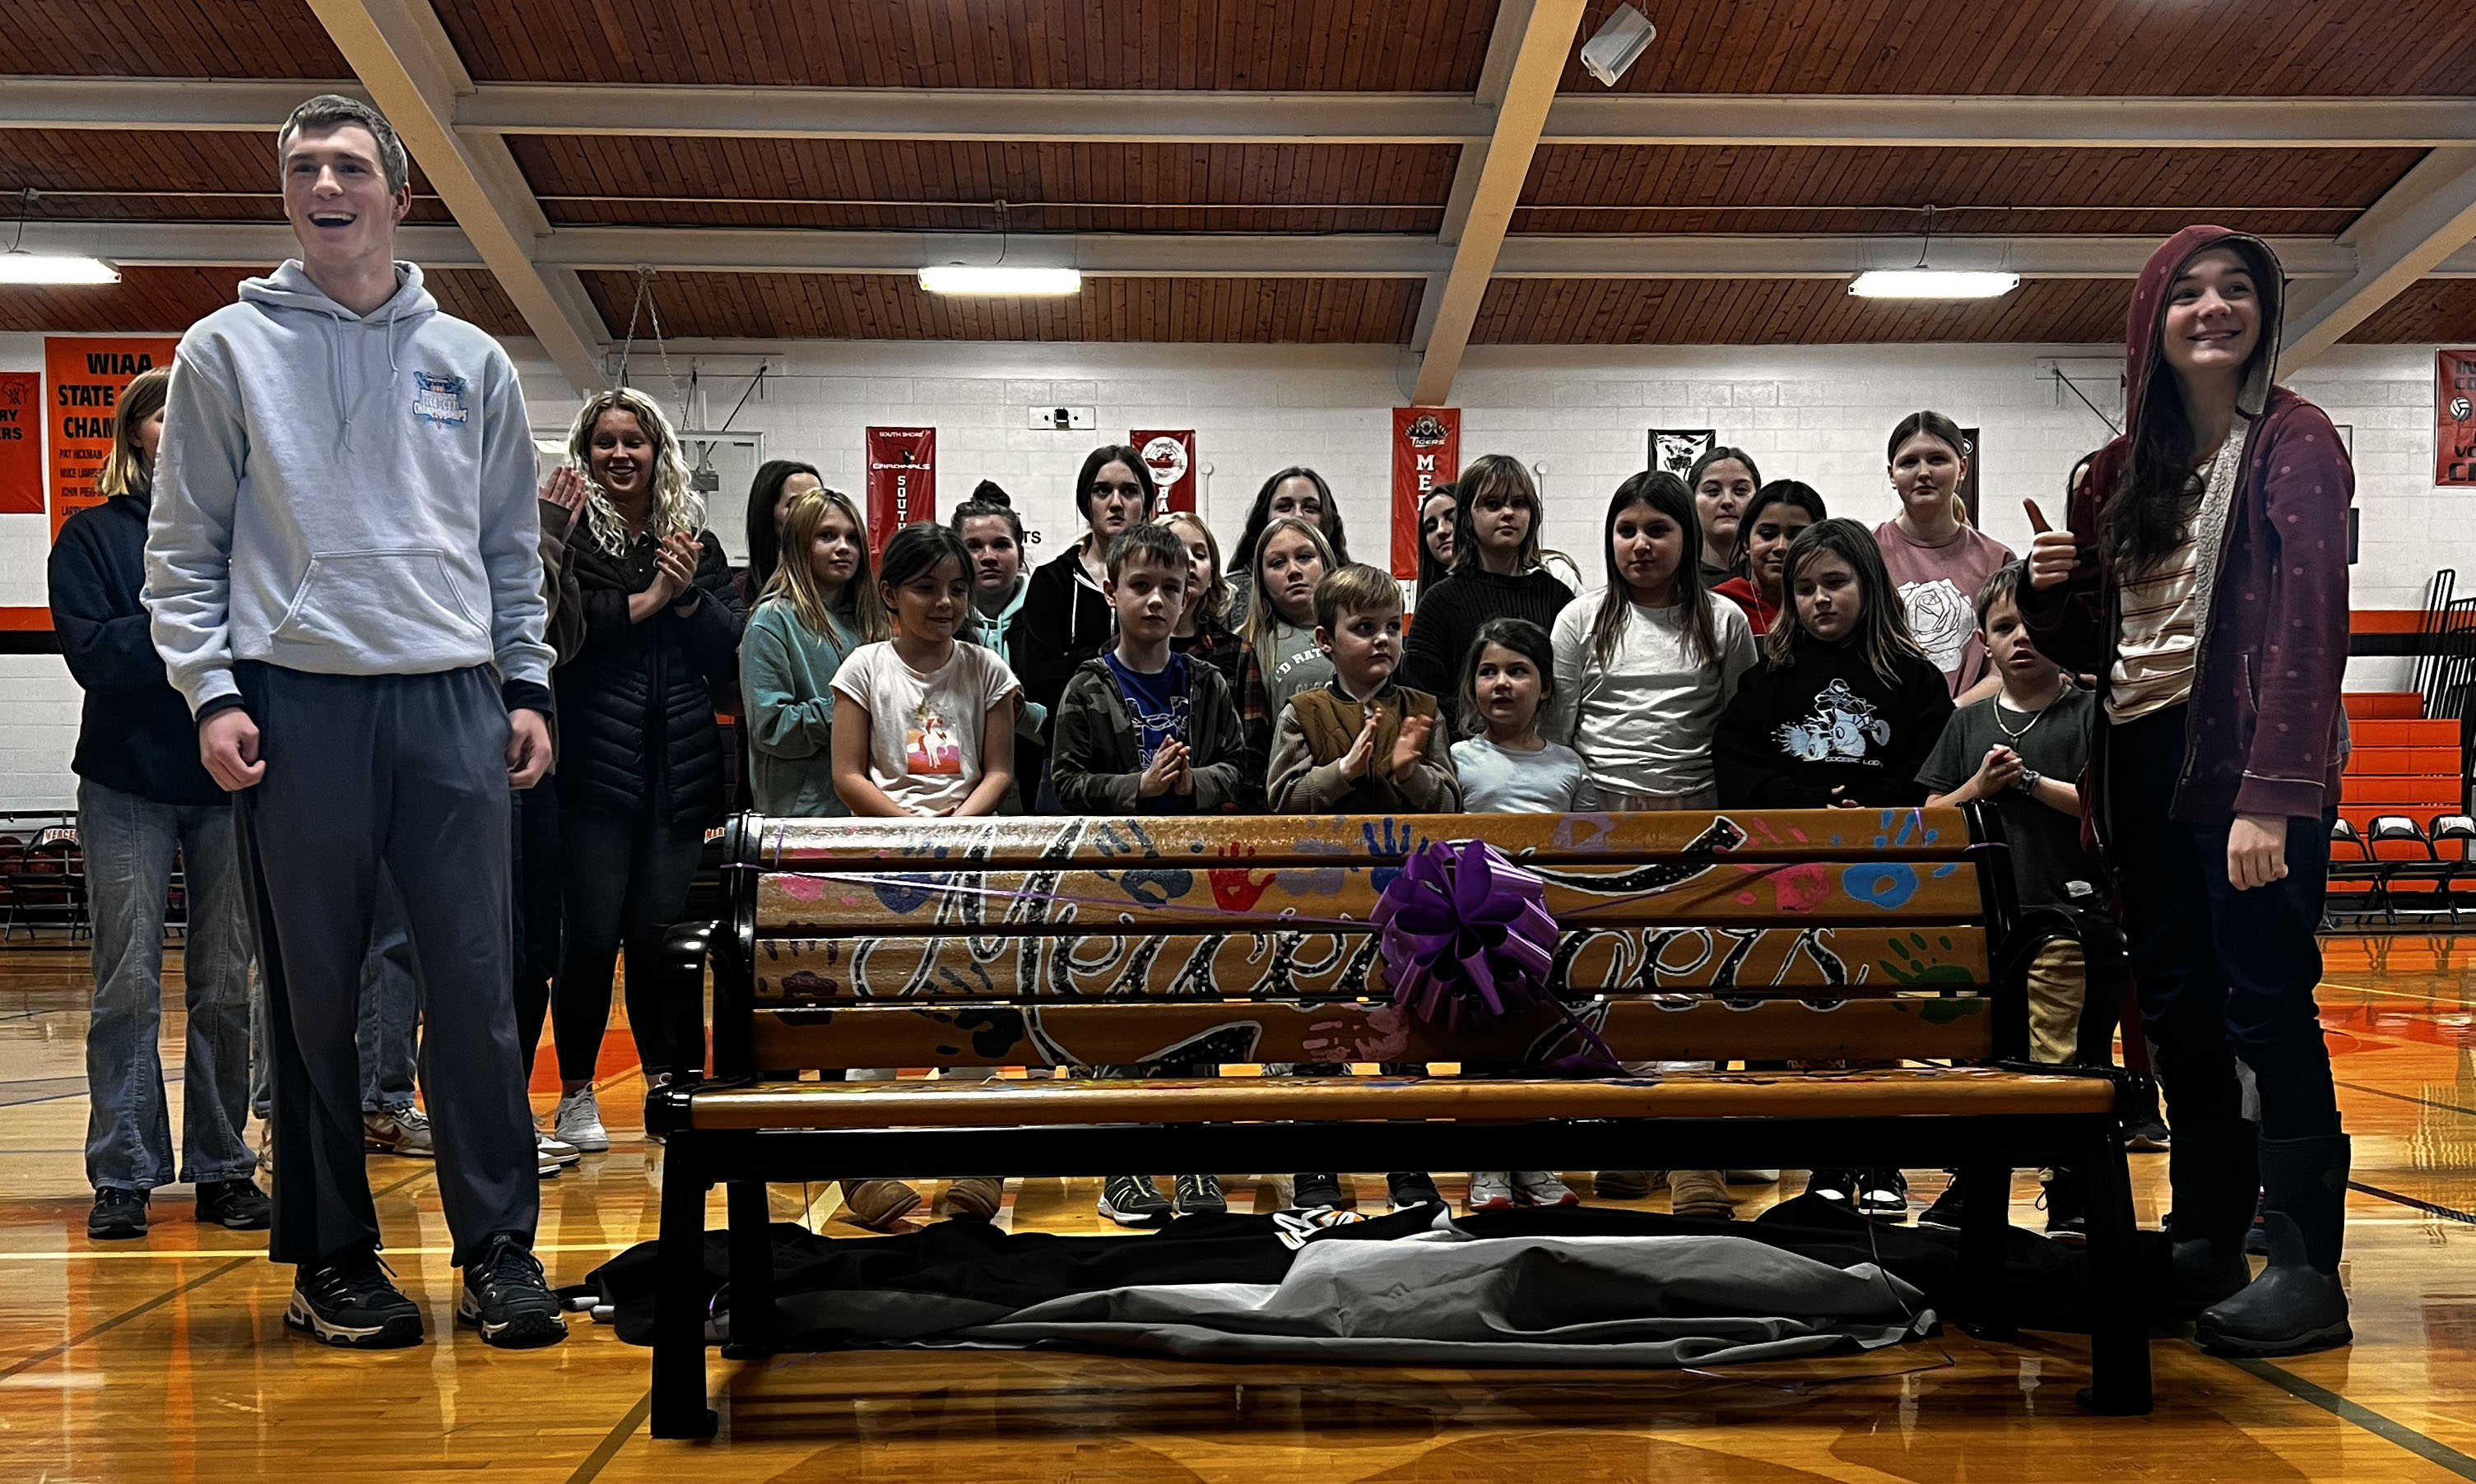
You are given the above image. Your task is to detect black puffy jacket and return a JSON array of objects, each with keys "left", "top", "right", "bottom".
[{"left": 556, "top": 527, "right": 745, "bottom": 826}]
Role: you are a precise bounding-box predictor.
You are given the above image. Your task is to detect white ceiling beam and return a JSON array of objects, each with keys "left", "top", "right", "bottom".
[
  {"left": 1414, "top": 0, "right": 1534, "bottom": 357},
  {"left": 1410, "top": 0, "right": 1589, "bottom": 406},
  {"left": 40, "top": 220, "right": 2474, "bottom": 282},
  {"left": 10, "top": 77, "right": 2475, "bottom": 149},
  {"left": 295, "top": 0, "right": 606, "bottom": 392},
  {"left": 2281, "top": 146, "right": 2476, "bottom": 373}
]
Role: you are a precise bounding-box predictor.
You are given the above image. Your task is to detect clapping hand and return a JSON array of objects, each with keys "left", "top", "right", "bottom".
[
  {"left": 1391, "top": 712, "right": 1433, "bottom": 781},
  {"left": 1338, "top": 713, "right": 1379, "bottom": 783},
  {"left": 541, "top": 465, "right": 589, "bottom": 524},
  {"left": 654, "top": 531, "right": 700, "bottom": 607}
]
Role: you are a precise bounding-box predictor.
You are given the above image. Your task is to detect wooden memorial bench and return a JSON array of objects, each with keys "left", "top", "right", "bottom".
[{"left": 644, "top": 805, "right": 2148, "bottom": 1437}]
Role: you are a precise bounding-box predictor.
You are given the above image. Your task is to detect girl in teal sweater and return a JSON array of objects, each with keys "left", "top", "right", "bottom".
[{"left": 741, "top": 487, "right": 890, "bottom": 815}]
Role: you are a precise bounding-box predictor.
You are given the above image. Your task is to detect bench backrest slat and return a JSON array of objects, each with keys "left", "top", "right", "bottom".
[{"left": 746, "top": 995, "right": 1995, "bottom": 1071}]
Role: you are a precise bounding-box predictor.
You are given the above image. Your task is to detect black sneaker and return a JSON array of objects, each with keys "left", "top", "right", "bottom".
[
  {"left": 1173, "top": 1172, "right": 1227, "bottom": 1217},
  {"left": 456, "top": 1232, "right": 568, "bottom": 1348},
  {"left": 1916, "top": 1173, "right": 1967, "bottom": 1231},
  {"left": 87, "top": 1188, "right": 148, "bottom": 1241},
  {"left": 286, "top": 1252, "right": 423, "bottom": 1348},
  {"left": 1387, "top": 1172, "right": 1445, "bottom": 1212},
  {"left": 1855, "top": 1168, "right": 1911, "bottom": 1222},
  {"left": 196, "top": 1178, "right": 272, "bottom": 1231},
  {"left": 2039, "top": 1167, "right": 2088, "bottom": 1246},
  {"left": 2124, "top": 1115, "right": 2172, "bottom": 1153},
  {"left": 1802, "top": 1169, "right": 1857, "bottom": 1210},
  {"left": 1291, "top": 1172, "right": 1348, "bottom": 1210},
  {"left": 1098, "top": 1174, "right": 1173, "bottom": 1227}
]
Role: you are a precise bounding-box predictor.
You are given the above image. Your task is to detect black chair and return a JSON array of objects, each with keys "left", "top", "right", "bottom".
[
  {"left": 2429, "top": 815, "right": 2476, "bottom": 925},
  {"left": 2367, "top": 815, "right": 2442, "bottom": 925},
  {"left": 2325, "top": 817, "right": 2386, "bottom": 923}
]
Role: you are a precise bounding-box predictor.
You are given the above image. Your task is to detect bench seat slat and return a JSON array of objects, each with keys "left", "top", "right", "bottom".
[
  {"left": 747, "top": 995, "right": 1995, "bottom": 1069},
  {"left": 685, "top": 1067, "right": 2112, "bottom": 1130},
  {"left": 753, "top": 923, "right": 1991, "bottom": 1002},
  {"left": 755, "top": 858, "right": 1983, "bottom": 935},
  {"left": 748, "top": 808, "right": 1980, "bottom": 870}
]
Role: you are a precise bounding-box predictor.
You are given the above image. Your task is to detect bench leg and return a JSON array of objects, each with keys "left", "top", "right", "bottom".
[
  {"left": 722, "top": 1180, "right": 775, "bottom": 1359},
  {"left": 1955, "top": 1164, "right": 2016, "bottom": 1340},
  {"left": 2076, "top": 1130, "right": 2154, "bottom": 1416},
  {"left": 652, "top": 1140, "right": 719, "bottom": 1440}
]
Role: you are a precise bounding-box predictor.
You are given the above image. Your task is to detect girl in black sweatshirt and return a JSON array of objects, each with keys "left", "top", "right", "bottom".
[{"left": 1716, "top": 518, "right": 1953, "bottom": 809}]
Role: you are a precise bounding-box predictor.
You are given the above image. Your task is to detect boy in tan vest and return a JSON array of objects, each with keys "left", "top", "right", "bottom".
[{"left": 1266, "top": 564, "right": 1462, "bottom": 814}]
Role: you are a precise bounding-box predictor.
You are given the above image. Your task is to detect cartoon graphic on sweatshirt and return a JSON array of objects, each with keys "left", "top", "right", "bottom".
[
  {"left": 1898, "top": 577, "right": 1976, "bottom": 678},
  {"left": 1776, "top": 679, "right": 1893, "bottom": 765}
]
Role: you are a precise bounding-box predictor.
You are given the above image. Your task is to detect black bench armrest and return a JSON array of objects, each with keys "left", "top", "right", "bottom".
[
  {"left": 2000, "top": 904, "right": 2134, "bottom": 1071},
  {"left": 656, "top": 919, "right": 719, "bottom": 1090}
]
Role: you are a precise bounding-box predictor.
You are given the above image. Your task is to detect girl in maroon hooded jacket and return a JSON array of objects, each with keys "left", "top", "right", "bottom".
[{"left": 2023, "top": 228, "right": 2353, "bottom": 1360}]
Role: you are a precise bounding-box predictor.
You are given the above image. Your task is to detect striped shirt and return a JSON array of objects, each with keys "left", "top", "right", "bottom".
[{"left": 2107, "top": 420, "right": 2248, "bottom": 723}]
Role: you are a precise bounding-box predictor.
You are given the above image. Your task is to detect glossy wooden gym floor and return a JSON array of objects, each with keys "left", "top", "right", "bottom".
[{"left": 2, "top": 936, "right": 2471, "bottom": 1483}]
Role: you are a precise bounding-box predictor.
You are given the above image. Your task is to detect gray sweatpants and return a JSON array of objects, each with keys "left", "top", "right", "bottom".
[{"left": 235, "top": 663, "right": 536, "bottom": 1269}]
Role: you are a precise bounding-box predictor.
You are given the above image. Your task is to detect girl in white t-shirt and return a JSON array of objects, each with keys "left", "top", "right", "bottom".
[
  {"left": 831, "top": 523, "right": 1022, "bottom": 818},
  {"left": 1446, "top": 615, "right": 1583, "bottom": 1215}
]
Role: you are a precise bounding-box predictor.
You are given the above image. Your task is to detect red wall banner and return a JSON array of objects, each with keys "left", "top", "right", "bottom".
[
  {"left": 46, "top": 336, "right": 179, "bottom": 536},
  {"left": 2440, "top": 350, "right": 2476, "bottom": 486},
  {"left": 864, "top": 425, "right": 936, "bottom": 557},
  {"left": 1131, "top": 429, "right": 1196, "bottom": 514},
  {"left": 1390, "top": 406, "right": 1460, "bottom": 579},
  {"left": 0, "top": 373, "right": 39, "bottom": 516}
]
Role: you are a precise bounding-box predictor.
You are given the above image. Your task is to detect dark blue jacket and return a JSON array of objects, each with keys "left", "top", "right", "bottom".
[{"left": 49, "top": 491, "right": 227, "bottom": 806}]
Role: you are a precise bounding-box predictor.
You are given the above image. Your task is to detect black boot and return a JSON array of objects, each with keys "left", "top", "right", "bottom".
[
  {"left": 2158, "top": 1083, "right": 2258, "bottom": 1319},
  {"left": 2195, "top": 1134, "right": 2353, "bottom": 1357}
]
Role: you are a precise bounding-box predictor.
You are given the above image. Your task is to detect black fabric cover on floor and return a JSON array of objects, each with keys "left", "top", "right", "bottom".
[{"left": 584, "top": 1194, "right": 2161, "bottom": 1359}]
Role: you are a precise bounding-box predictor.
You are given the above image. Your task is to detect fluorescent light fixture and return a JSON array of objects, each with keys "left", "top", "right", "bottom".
[
  {"left": 917, "top": 265, "right": 1081, "bottom": 296},
  {"left": 0, "top": 251, "right": 120, "bottom": 285},
  {"left": 1847, "top": 268, "right": 2019, "bottom": 299}
]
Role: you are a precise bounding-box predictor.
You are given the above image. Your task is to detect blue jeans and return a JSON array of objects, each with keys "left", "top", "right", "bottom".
[
  {"left": 79, "top": 778, "right": 255, "bottom": 1192},
  {"left": 356, "top": 879, "right": 419, "bottom": 1114},
  {"left": 250, "top": 875, "right": 420, "bottom": 1118}
]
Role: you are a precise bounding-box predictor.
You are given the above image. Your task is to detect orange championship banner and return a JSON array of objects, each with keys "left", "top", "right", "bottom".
[
  {"left": 864, "top": 425, "right": 936, "bottom": 559},
  {"left": 0, "top": 373, "right": 39, "bottom": 515},
  {"left": 2441, "top": 350, "right": 2476, "bottom": 486},
  {"left": 47, "top": 336, "right": 179, "bottom": 536},
  {"left": 1390, "top": 406, "right": 1459, "bottom": 579}
]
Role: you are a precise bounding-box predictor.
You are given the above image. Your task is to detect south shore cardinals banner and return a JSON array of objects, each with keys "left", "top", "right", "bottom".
[
  {"left": 865, "top": 426, "right": 936, "bottom": 556},
  {"left": 2441, "top": 350, "right": 2476, "bottom": 486},
  {"left": 0, "top": 373, "right": 39, "bottom": 515},
  {"left": 1131, "top": 429, "right": 1196, "bottom": 514},
  {"left": 46, "top": 336, "right": 179, "bottom": 535},
  {"left": 1391, "top": 406, "right": 1460, "bottom": 578}
]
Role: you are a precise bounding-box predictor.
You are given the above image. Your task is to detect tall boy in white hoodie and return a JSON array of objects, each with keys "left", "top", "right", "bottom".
[{"left": 146, "top": 95, "right": 564, "bottom": 1350}]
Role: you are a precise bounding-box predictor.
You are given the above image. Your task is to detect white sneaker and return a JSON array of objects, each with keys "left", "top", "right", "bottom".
[
  {"left": 363, "top": 1106, "right": 434, "bottom": 1157},
  {"left": 1514, "top": 1171, "right": 1579, "bottom": 1207},
  {"left": 553, "top": 1087, "right": 611, "bottom": 1152},
  {"left": 537, "top": 1127, "right": 581, "bottom": 1167},
  {"left": 1467, "top": 1171, "right": 1516, "bottom": 1212}
]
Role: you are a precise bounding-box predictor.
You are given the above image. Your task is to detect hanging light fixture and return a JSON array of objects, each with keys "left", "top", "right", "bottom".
[
  {"left": 917, "top": 201, "right": 1080, "bottom": 296},
  {"left": 1848, "top": 206, "right": 2016, "bottom": 300},
  {"left": 0, "top": 189, "right": 118, "bottom": 285}
]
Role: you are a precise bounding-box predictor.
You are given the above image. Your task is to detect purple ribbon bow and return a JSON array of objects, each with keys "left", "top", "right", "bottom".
[{"left": 1370, "top": 838, "right": 1623, "bottom": 1073}]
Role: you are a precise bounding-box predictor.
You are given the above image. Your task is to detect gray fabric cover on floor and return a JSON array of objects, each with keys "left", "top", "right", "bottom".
[{"left": 937, "top": 1224, "right": 1935, "bottom": 1366}]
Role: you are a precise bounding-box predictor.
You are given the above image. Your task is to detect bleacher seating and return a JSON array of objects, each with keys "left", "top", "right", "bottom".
[{"left": 2331, "top": 694, "right": 2471, "bottom": 923}]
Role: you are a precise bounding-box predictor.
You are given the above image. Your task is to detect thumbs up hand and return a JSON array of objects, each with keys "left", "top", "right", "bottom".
[{"left": 2024, "top": 499, "right": 2076, "bottom": 590}]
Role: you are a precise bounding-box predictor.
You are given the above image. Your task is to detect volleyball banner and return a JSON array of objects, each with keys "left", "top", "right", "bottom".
[
  {"left": 1390, "top": 406, "right": 1459, "bottom": 579},
  {"left": 2440, "top": 350, "right": 2476, "bottom": 486},
  {"left": 1131, "top": 429, "right": 1196, "bottom": 514},
  {"left": 864, "top": 425, "right": 936, "bottom": 556},
  {"left": 0, "top": 373, "right": 38, "bottom": 516}
]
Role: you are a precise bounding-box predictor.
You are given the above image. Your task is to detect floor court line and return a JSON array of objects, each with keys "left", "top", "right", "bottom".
[
  {"left": 563, "top": 1391, "right": 653, "bottom": 1484},
  {"left": 0, "top": 1162, "right": 439, "bottom": 1381},
  {"left": 2227, "top": 1357, "right": 2476, "bottom": 1482},
  {"left": 2335, "top": 1079, "right": 2476, "bottom": 1121}
]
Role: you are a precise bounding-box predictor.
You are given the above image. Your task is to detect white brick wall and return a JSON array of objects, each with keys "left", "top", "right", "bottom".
[{"left": 1, "top": 329, "right": 2464, "bottom": 809}]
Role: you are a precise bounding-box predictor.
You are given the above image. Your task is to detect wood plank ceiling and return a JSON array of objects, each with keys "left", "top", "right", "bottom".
[
  {"left": 0, "top": 0, "right": 2471, "bottom": 344},
  {"left": 430, "top": 0, "right": 1500, "bottom": 88},
  {"left": 578, "top": 271, "right": 1424, "bottom": 342},
  {"left": 2, "top": 129, "right": 455, "bottom": 222},
  {"left": 0, "top": 264, "right": 524, "bottom": 334}
]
